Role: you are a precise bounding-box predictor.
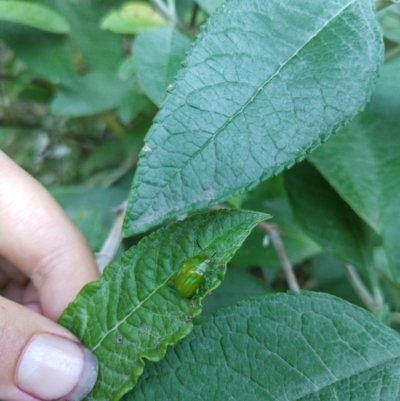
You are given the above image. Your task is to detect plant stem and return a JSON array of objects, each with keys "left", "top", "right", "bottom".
[
  {"left": 375, "top": 0, "right": 398, "bottom": 11},
  {"left": 96, "top": 202, "right": 127, "bottom": 273},
  {"left": 370, "top": 270, "right": 385, "bottom": 307},
  {"left": 344, "top": 264, "right": 379, "bottom": 311},
  {"left": 363, "top": 252, "right": 385, "bottom": 308},
  {"left": 258, "top": 222, "right": 300, "bottom": 292},
  {"left": 166, "top": 0, "right": 176, "bottom": 17}
]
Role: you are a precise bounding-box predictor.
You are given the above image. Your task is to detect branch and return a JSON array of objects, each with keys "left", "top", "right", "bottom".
[
  {"left": 343, "top": 264, "right": 379, "bottom": 312},
  {"left": 375, "top": 0, "right": 398, "bottom": 11},
  {"left": 258, "top": 222, "right": 300, "bottom": 292},
  {"left": 96, "top": 202, "right": 127, "bottom": 273}
]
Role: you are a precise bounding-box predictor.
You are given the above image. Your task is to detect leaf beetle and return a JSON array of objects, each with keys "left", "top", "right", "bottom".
[{"left": 175, "top": 240, "right": 216, "bottom": 299}]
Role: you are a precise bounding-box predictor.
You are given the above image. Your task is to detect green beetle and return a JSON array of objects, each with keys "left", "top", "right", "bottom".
[{"left": 175, "top": 242, "right": 215, "bottom": 299}]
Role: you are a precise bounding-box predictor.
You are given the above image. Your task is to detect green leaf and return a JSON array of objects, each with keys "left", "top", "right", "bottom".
[
  {"left": 233, "top": 201, "right": 321, "bottom": 269},
  {"left": 378, "top": 4, "right": 400, "bottom": 43},
  {"left": 285, "top": 161, "right": 377, "bottom": 272},
  {"left": 118, "top": 90, "right": 152, "bottom": 125},
  {"left": 195, "top": 0, "right": 225, "bottom": 14},
  {"left": 53, "top": 0, "right": 124, "bottom": 72},
  {"left": 18, "top": 83, "right": 53, "bottom": 103},
  {"left": 232, "top": 176, "right": 321, "bottom": 269},
  {"left": 100, "top": 2, "right": 167, "bottom": 35},
  {"left": 117, "top": 56, "right": 137, "bottom": 80},
  {"left": 176, "top": 0, "right": 196, "bottom": 24},
  {"left": 51, "top": 72, "right": 133, "bottom": 117},
  {"left": 133, "top": 27, "right": 192, "bottom": 106},
  {"left": 123, "top": 0, "right": 383, "bottom": 236},
  {"left": 309, "top": 58, "right": 400, "bottom": 284},
  {"left": 0, "top": 23, "right": 77, "bottom": 86},
  {"left": 125, "top": 292, "right": 400, "bottom": 401},
  {"left": 59, "top": 209, "right": 268, "bottom": 401},
  {"left": 201, "top": 267, "right": 271, "bottom": 315},
  {"left": 0, "top": 1, "right": 70, "bottom": 34},
  {"left": 310, "top": 253, "right": 365, "bottom": 307}
]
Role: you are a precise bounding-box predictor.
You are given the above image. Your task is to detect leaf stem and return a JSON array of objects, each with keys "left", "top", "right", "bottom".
[
  {"left": 343, "top": 264, "right": 379, "bottom": 311},
  {"left": 258, "top": 222, "right": 300, "bottom": 292},
  {"left": 96, "top": 201, "right": 127, "bottom": 273},
  {"left": 375, "top": 0, "right": 398, "bottom": 11},
  {"left": 369, "top": 270, "right": 385, "bottom": 308}
]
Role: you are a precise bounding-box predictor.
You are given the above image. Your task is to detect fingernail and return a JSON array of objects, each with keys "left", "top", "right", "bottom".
[{"left": 17, "top": 333, "right": 98, "bottom": 401}]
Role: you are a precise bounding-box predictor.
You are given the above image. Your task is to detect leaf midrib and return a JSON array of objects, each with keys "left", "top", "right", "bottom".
[
  {"left": 145, "top": 0, "right": 356, "bottom": 202},
  {"left": 91, "top": 271, "right": 176, "bottom": 351},
  {"left": 294, "top": 353, "right": 400, "bottom": 400}
]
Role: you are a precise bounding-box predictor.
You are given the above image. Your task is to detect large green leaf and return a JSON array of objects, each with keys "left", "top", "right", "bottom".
[
  {"left": 309, "top": 58, "right": 400, "bottom": 284},
  {"left": 125, "top": 292, "right": 400, "bottom": 400},
  {"left": 285, "top": 161, "right": 377, "bottom": 272},
  {"left": 133, "top": 27, "right": 192, "bottom": 106},
  {"left": 59, "top": 209, "right": 268, "bottom": 401},
  {"left": 0, "top": 1, "right": 70, "bottom": 33},
  {"left": 123, "top": 0, "right": 383, "bottom": 236}
]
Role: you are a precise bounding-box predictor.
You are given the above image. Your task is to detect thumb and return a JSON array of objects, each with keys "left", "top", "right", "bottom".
[{"left": 0, "top": 296, "right": 98, "bottom": 401}]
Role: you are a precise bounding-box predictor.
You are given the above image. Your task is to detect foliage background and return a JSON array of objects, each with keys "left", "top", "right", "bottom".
[
  {"left": 2, "top": 0, "right": 400, "bottom": 400},
  {"left": 0, "top": 0, "right": 370, "bottom": 298}
]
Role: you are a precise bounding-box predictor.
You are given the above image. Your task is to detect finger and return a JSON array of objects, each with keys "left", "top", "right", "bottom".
[
  {"left": 4, "top": 280, "right": 42, "bottom": 314},
  {"left": 0, "top": 269, "right": 9, "bottom": 288},
  {"left": 0, "top": 297, "right": 97, "bottom": 401},
  {"left": 4, "top": 281, "right": 25, "bottom": 304},
  {"left": 4, "top": 280, "right": 42, "bottom": 313},
  {"left": 0, "top": 151, "right": 99, "bottom": 320},
  {"left": 21, "top": 282, "right": 42, "bottom": 314},
  {"left": 0, "top": 256, "right": 28, "bottom": 285}
]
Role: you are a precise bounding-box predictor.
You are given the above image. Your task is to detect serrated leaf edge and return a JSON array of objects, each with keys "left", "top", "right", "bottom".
[
  {"left": 123, "top": 0, "right": 383, "bottom": 237},
  {"left": 61, "top": 209, "right": 268, "bottom": 400}
]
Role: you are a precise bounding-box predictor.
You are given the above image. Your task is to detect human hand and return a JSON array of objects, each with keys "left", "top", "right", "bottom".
[{"left": 0, "top": 151, "right": 100, "bottom": 401}]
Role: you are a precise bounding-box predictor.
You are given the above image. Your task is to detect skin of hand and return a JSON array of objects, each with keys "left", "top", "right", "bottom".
[{"left": 0, "top": 150, "right": 100, "bottom": 401}]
